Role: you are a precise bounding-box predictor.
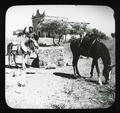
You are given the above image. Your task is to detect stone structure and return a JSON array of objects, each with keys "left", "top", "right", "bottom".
[
  {"left": 32, "top": 9, "right": 68, "bottom": 37},
  {"left": 37, "top": 47, "right": 64, "bottom": 68},
  {"left": 31, "top": 9, "right": 90, "bottom": 38},
  {"left": 27, "top": 46, "right": 65, "bottom": 68}
]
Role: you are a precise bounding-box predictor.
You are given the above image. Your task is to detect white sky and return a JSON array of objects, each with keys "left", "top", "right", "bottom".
[{"left": 6, "top": 5, "right": 115, "bottom": 38}]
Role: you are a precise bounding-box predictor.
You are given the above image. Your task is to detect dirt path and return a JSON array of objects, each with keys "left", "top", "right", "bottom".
[{"left": 5, "top": 57, "right": 115, "bottom": 109}]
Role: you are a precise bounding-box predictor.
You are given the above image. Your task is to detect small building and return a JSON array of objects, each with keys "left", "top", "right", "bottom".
[{"left": 32, "top": 9, "right": 68, "bottom": 37}]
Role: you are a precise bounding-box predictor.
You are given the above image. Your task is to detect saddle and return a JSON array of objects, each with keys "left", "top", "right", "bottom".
[
  {"left": 12, "top": 45, "right": 18, "bottom": 51},
  {"left": 20, "top": 41, "right": 31, "bottom": 55},
  {"left": 80, "top": 37, "right": 97, "bottom": 57},
  {"left": 12, "top": 42, "right": 19, "bottom": 52}
]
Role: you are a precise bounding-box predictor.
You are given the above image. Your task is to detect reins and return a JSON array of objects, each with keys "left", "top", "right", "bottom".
[{"left": 91, "top": 38, "right": 97, "bottom": 45}]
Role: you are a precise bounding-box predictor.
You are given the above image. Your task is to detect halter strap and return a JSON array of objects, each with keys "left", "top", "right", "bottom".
[{"left": 91, "top": 39, "right": 96, "bottom": 45}]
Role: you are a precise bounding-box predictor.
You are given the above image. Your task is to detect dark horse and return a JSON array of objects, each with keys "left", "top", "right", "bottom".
[{"left": 70, "top": 33, "right": 115, "bottom": 85}]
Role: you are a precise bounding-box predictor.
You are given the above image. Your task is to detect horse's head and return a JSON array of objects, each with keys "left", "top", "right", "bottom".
[{"left": 103, "top": 64, "right": 115, "bottom": 83}]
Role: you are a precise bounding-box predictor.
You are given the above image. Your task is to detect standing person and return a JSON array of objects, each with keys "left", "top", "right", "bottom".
[
  {"left": 29, "top": 26, "right": 33, "bottom": 34},
  {"left": 28, "top": 26, "right": 39, "bottom": 42}
]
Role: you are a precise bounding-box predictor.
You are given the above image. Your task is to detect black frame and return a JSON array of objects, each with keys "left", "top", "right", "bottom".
[{"left": 0, "top": 0, "right": 119, "bottom": 113}]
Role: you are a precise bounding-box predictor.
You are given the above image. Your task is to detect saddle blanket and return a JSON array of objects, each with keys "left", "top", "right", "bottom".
[{"left": 12, "top": 45, "right": 18, "bottom": 51}]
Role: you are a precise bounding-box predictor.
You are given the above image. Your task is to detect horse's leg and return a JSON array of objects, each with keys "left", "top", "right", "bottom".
[
  {"left": 13, "top": 54, "right": 17, "bottom": 66},
  {"left": 75, "top": 56, "right": 81, "bottom": 77},
  {"left": 72, "top": 57, "right": 77, "bottom": 77},
  {"left": 25, "top": 54, "right": 29, "bottom": 66},
  {"left": 8, "top": 54, "right": 11, "bottom": 67},
  {"left": 22, "top": 54, "right": 26, "bottom": 70},
  {"left": 95, "top": 59, "right": 102, "bottom": 85},
  {"left": 72, "top": 55, "right": 80, "bottom": 77},
  {"left": 23, "top": 54, "right": 29, "bottom": 69},
  {"left": 90, "top": 59, "right": 95, "bottom": 78}
]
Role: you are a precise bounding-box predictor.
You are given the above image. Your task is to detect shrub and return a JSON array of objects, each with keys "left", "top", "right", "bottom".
[{"left": 111, "top": 33, "right": 115, "bottom": 38}]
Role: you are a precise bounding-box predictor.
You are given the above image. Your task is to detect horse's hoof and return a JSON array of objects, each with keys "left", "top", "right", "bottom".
[
  {"left": 74, "top": 75, "right": 78, "bottom": 78},
  {"left": 8, "top": 65, "right": 10, "bottom": 68},
  {"left": 90, "top": 73, "right": 93, "bottom": 78},
  {"left": 74, "top": 75, "right": 81, "bottom": 79},
  {"left": 78, "top": 75, "right": 81, "bottom": 78},
  {"left": 90, "top": 76, "right": 93, "bottom": 79},
  {"left": 98, "top": 77, "right": 103, "bottom": 86},
  {"left": 104, "top": 81, "right": 109, "bottom": 85},
  {"left": 22, "top": 67, "right": 26, "bottom": 70},
  {"left": 99, "top": 82, "right": 103, "bottom": 86},
  {"left": 74, "top": 76, "right": 78, "bottom": 78}
]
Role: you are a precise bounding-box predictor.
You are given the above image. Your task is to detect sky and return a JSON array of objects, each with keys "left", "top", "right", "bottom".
[{"left": 6, "top": 5, "right": 115, "bottom": 38}]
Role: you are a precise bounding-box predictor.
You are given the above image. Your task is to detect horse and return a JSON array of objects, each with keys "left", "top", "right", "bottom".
[
  {"left": 70, "top": 33, "right": 115, "bottom": 85},
  {"left": 7, "top": 38, "right": 39, "bottom": 69},
  {"left": 7, "top": 41, "right": 19, "bottom": 67}
]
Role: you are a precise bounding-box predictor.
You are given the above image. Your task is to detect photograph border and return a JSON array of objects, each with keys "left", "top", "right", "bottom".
[{"left": 0, "top": 0, "right": 119, "bottom": 112}]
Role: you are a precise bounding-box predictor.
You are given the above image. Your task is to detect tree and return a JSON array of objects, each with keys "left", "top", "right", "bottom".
[
  {"left": 56, "top": 20, "right": 71, "bottom": 44},
  {"left": 40, "top": 20, "right": 71, "bottom": 45},
  {"left": 37, "top": 20, "right": 51, "bottom": 37},
  {"left": 70, "top": 23, "right": 88, "bottom": 38},
  {"left": 70, "top": 23, "right": 80, "bottom": 35},
  {"left": 91, "top": 28, "right": 108, "bottom": 40},
  {"left": 111, "top": 33, "right": 115, "bottom": 38},
  {"left": 49, "top": 20, "right": 62, "bottom": 45}
]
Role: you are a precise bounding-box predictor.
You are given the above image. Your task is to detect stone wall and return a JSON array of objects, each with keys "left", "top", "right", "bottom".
[{"left": 37, "top": 47, "right": 64, "bottom": 68}]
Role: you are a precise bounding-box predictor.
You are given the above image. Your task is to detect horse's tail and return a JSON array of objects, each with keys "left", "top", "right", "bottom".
[{"left": 7, "top": 42, "right": 13, "bottom": 55}]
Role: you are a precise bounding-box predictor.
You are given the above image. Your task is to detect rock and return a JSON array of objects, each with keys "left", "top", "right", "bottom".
[
  {"left": 45, "top": 62, "right": 56, "bottom": 69},
  {"left": 12, "top": 70, "right": 22, "bottom": 77},
  {"left": 58, "top": 61, "right": 65, "bottom": 67},
  {"left": 17, "top": 75, "right": 26, "bottom": 87},
  {"left": 66, "top": 61, "right": 72, "bottom": 66},
  {"left": 38, "top": 47, "right": 64, "bottom": 68}
]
